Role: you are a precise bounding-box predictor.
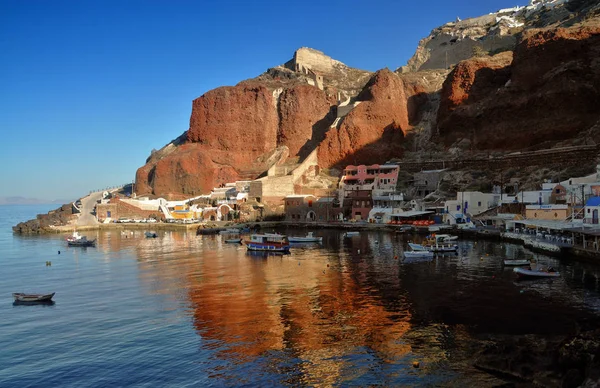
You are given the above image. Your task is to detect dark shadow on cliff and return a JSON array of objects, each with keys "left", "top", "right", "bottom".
[
  {"left": 407, "top": 91, "right": 435, "bottom": 126},
  {"left": 330, "top": 122, "right": 406, "bottom": 169},
  {"left": 297, "top": 106, "right": 337, "bottom": 162}
]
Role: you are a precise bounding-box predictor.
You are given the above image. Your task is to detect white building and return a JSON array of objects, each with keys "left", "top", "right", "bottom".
[
  {"left": 368, "top": 193, "right": 406, "bottom": 224},
  {"left": 444, "top": 191, "right": 500, "bottom": 224}
]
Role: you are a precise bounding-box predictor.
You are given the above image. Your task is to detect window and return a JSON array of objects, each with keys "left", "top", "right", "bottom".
[
  {"left": 556, "top": 189, "right": 560, "bottom": 194},
  {"left": 308, "top": 200, "right": 313, "bottom": 207},
  {"left": 456, "top": 205, "right": 461, "bottom": 211},
  {"left": 478, "top": 201, "right": 481, "bottom": 207},
  {"left": 588, "top": 209, "right": 591, "bottom": 213}
]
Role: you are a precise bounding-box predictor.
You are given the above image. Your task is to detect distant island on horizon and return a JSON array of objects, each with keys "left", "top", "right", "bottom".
[{"left": 0, "top": 196, "right": 72, "bottom": 205}]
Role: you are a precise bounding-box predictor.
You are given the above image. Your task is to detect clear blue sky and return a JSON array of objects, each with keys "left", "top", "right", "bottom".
[{"left": 0, "top": 0, "right": 523, "bottom": 201}]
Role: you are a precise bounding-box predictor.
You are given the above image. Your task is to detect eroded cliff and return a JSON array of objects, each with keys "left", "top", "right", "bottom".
[{"left": 136, "top": 2, "right": 600, "bottom": 198}]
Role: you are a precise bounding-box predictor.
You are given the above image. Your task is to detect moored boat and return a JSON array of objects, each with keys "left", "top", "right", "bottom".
[
  {"left": 436, "top": 234, "right": 458, "bottom": 242},
  {"left": 145, "top": 232, "right": 158, "bottom": 238},
  {"left": 244, "top": 233, "right": 290, "bottom": 253},
  {"left": 225, "top": 238, "right": 242, "bottom": 244},
  {"left": 12, "top": 292, "right": 55, "bottom": 302},
  {"left": 408, "top": 240, "right": 458, "bottom": 253},
  {"left": 503, "top": 259, "right": 531, "bottom": 266},
  {"left": 288, "top": 232, "right": 322, "bottom": 243},
  {"left": 66, "top": 232, "right": 96, "bottom": 247},
  {"left": 344, "top": 231, "right": 360, "bottom": 237},
  {"left": 513, "top": 267, "right": 560, "bottom": 279}
]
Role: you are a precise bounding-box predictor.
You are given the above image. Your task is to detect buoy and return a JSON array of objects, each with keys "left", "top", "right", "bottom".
[
  {"left": 412, "top": 361, "right": 420, "bottom": 368},
  {"left": 358, "top": 249, "right": 360, "bottom": 254},
  {"left": 394, "top": 256, "right": 398, "bottom": 260},
  {"left": 58, "top": 251, "right": 60, "bottom": 254}
]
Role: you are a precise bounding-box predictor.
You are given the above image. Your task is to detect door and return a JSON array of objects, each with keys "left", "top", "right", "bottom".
[{"left": 593, "top": 209, "right": 598, "bottom": 224}]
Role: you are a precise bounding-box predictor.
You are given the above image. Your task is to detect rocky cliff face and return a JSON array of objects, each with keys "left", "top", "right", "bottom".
[
  {"left": 136, "top": 2, "right": 600, "bottom": 198},
  {"left": 402, "top": 0, "right": 600, "bottom": 73},
  {"left": 437, "top": 23, "right": 600, "bottom": 150},
  {"left": 317, "top": 69, "right": 410, "bottom": 168}
]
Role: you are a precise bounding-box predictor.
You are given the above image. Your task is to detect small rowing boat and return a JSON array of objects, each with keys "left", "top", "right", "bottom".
[
  {"left": 513, "top": 267, "right": 560, "bottom": 279},
  {"left": 13, "top": 292, "right": 55, "bottom": 302},
  {"left": 225, "top": 238, "right": 242, "bottom": 244}
]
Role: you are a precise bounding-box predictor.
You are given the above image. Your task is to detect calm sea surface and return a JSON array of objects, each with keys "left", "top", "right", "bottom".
[{"left": 2, "top": 204, "right": 600, "bottom": 387}]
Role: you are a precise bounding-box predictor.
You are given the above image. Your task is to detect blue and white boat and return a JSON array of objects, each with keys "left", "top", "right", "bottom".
[{"left": 244, "top": 233, "right": 290, "bottom": 253}]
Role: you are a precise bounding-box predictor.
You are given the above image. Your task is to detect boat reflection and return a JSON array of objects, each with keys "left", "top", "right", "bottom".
[
  {"left": 245, "top": 250, "right": 291, "bottom": 257},
  {"left": 13, "top": 300, "right": 56, "bottom": 307}
]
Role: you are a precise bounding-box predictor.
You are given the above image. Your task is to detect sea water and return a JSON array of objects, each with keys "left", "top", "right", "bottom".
[{"left": 1, "top": 205, "right": 600, "bottom": 387}]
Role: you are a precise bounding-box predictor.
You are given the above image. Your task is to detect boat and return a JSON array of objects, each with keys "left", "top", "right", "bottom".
[
  {"left": 288, "top": 232, "right": 323, "bottom": 243},
  {"left": 225, "top": 238, "right": 242, "bottom": 244},
  {"left": 436, "top": 234, "right": 458, "bottom": 242},
  {"left": 145, "top": 232, "right": 158, "bottom": 238},
  {"left": 503, "top": 259, "right": 531, "bottom": 266},
  {"left": 344, "top": 231, "right": 360, "bottom": 237},
  {"left": 513, "top": 267, "right": 560, "bottom": 279},
  {"left": 12, "top": 292, "right": 55, "bottom": 302},
  {"left": 66, "top": 231, "right": 96, "bottom": 247},
  {"left": 408, "top": 236, "right": 458, "bottom": 253},
  {"left": 244, "top": 233, "right": 291, "bottom": 253}
]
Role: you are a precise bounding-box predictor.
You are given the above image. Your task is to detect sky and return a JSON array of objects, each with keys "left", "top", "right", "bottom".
[{"left": 0, "top": 0, "right": 525, "bottom": 202}]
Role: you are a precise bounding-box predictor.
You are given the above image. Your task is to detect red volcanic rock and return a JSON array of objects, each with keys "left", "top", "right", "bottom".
[
  {"left": 317, "top": 69, "right": 409, "bottom": 168},
  {"left": 187, "top": 83, "right": 279, "bottom": 166},
  {"left": 437, "top": 51, "right": 513, "bottom": 123},
  {"left": 278, "top": 84, "right": 335, "bottom": 157},
  {"left": 512, "top": 26, "right": 600, "bottom": 90},
  {"left": 140, "top": 144, "right": 240, "bottom": 199},
  {"left": 437, "top": 25, "right": 600, "bottom": 149},
  {"left": 134, "top": 164, "right": 154, "bottom": 195}
]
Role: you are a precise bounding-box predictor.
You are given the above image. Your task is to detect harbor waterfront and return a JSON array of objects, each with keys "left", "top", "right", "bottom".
[{"left": 3, "top": 204, "right": 600, "bottom": 386}]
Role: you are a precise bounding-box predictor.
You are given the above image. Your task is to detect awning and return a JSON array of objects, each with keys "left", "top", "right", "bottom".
[{"left": 391, "top": 210, "right": 433, "bottom": 218}]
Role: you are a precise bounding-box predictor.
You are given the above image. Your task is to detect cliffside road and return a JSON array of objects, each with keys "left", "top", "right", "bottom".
[{"left": 76, "top": 192, "right": 103, "bottom": 226}]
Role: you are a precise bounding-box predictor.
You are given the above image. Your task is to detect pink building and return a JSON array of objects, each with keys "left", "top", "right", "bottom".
[{"left": 340, "top": 164, "right": 399, "bottom": 194}]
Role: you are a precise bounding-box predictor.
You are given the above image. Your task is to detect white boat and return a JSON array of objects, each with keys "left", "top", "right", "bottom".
[
  {"left": 436, "top": 234, "right": 458, "bottom": 242},
  {"left": 408, "top": 241, "right": 458, "bottom": 253},
  {"left": 225, "top": 238, "right": 242, "bottom": 244},
  {"left": 288, "top": 232, "right": 322, "bottom": 243},
  {"left": 344, "top": 231, "right": 360, "bottom": 237},
  {"left": 66, "top": 231, "right": 96, "bottom": 247},
  {"left": 244, "top": 233, "right": 290, "bottom": 252},
  {"left": 503, "top": 259, "right": 531, "bottom": 266},
  {"left": 13, "top": 292, "right": 55, "bottom": 302},
  {"left": 513, "top": 267, "right": 560, "bottom": 278}
]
